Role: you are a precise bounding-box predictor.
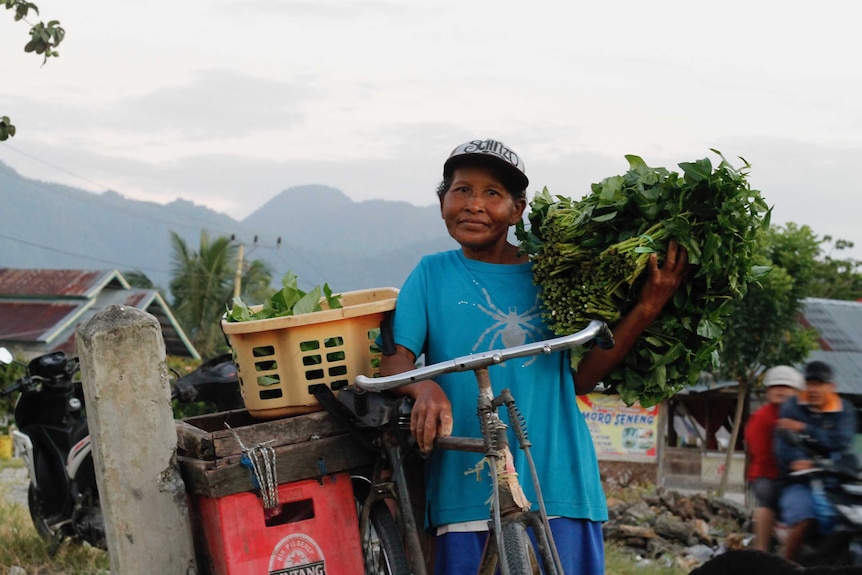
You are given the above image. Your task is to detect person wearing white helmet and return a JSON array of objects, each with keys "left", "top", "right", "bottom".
[
  {"left": 382, "top": 138, "right": 689, "bottom": 574},
  {"left": 743, "top": 365, "right": 805, "bottom": 552}
]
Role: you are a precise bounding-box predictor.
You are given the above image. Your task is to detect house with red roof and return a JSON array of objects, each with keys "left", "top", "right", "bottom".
[{"left": 0, "top": 268, "right": 199, "bottom": 360}]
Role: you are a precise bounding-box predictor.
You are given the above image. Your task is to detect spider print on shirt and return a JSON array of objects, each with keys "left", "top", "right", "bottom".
[{"left": 472, "top": 288, "right": 544, "bottom": 365}]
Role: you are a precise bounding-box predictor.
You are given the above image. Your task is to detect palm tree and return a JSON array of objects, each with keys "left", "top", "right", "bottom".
[{"left": 169, "top": 231, "right": 273, "bottom": 357}]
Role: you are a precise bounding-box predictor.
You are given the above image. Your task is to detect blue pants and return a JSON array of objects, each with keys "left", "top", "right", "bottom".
[
  {"left": 434, "top": 517, "right": 604, "bottom": 574},
  {"left": 779, "top": 482, "right": 816, "bottom": 526}
]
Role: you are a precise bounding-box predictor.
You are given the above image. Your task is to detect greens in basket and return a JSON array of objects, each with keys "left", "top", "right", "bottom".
[
  {"left": 225, "top": 271, "right": 342, "bottom": 322},
  {"left": 516, "top": 151, "right": 771, "bottom": 407}
]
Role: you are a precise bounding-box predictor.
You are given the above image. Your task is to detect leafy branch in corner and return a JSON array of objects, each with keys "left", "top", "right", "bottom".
[{"left": 2, "top": 0, "right": 65, "bottom": 141}]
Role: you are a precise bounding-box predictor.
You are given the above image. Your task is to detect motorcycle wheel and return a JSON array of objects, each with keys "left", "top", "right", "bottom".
[{"left": 28, "top": 484, "right": 58, "bottom": 542}]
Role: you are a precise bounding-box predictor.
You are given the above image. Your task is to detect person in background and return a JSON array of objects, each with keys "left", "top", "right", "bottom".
[
  {"left": 744, "top": 365, "right": 805, "bottom": 552},
  {"left": 382, "top": 138, "right": 689, "bottom": 574},
  {"left": 774, "top": 360, "right": 857, "bottom": 562}
]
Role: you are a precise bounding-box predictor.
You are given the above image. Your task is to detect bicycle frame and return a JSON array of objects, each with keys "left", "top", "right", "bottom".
[{"left": 355, "top": 319, "right": 613, "bottom": 575}]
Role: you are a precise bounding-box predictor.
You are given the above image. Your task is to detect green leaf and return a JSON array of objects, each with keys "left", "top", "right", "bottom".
[
  {"left": 625, "top": 154, "right": 649, "bottom": 172},
  {"left": 591, "top": 211, "right": 617, "bottom": 223},
  {"left": 679, "top": 157, "right": 712, "bottom": 182},
  {"left": 225, "top": 270, "right": 342, "bottom": 322},
  {"left": 293, "top": 286, "right": 322, "bottom": 315},
  {"left": 323, "top": 283, "right": 343, "bottom": 309}
]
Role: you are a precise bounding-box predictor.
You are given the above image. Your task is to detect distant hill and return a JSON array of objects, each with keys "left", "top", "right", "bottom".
[{"left": 0, "top": 161, "right": 456, "bottom": 298}]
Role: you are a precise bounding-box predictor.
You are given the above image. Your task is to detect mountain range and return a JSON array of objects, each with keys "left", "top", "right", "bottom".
[{"left": 0, "top": 160, "right": 458, "bottom": 297}]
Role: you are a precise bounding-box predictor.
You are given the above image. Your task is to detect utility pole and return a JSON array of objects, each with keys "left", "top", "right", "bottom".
[
  {"left": 233, "top": 242, "right": 244, "bottom": 299},
  {"left": 231, "top": 235, "right": 280, "bottom": 299}
]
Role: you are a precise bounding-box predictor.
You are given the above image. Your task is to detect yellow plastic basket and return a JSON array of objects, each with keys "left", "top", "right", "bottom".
[{"left": 221, "top": 287, "right": 399, "bottom": 419}]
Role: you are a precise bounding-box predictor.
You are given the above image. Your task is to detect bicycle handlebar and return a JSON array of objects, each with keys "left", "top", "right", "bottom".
[{"left": 355, "top": 319, "right": 614, "bottom": 392}]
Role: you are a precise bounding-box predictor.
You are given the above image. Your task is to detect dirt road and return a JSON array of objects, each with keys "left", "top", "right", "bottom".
[{"left": 0, "top": 465, "right": 28, "bottom": 508}]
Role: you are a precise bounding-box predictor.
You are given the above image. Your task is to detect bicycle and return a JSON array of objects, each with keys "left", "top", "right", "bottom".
[{"left": 320, "top": 318, "right": 614, "bottom": 575}]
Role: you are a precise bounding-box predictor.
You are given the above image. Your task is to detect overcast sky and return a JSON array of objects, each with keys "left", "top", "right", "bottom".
[{"left": 2, "top": 0, "right": 861, "bottom": 259}]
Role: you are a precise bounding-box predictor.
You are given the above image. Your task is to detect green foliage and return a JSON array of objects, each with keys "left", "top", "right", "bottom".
[
  {"left": 0, "top": 493, "right": 109, "bottom": 573},
  {"left": 604, "top": 541, "right": 686, "bottom": 574},
  {"left": 809, "top": 235, "right": 862, "bottom": 301},
  {"left": 0, "top": 351, "right": 25, "bottom": 419},
  {"left": 169, "top": 231, "right": 273, "bottom": 357},
  {"left": 226, "top": 270, "right": 342, "bottom": 322},
  {"left": 3, "top": 0, "right": 64, "bottom": 63},
  {"left": 2, "top": 0, "right": 65, "bottom": 141},
  {"left": 24, "top": 18, "right": 64, "bottom": 62},
  {"left": 516, "top": 151, "right": 771, "bottom": 406},
  {"left": 718, "top": 224, "right": 857, "bottom": 386},
  {"left": 0, "top": 116, "right": 15, "bottom": 141},
  {"left": 123, "top": 269, "right": 156, "bottom": 289},
  {"left": 719, "top": 231, "right": 815, "bottom": 383}
]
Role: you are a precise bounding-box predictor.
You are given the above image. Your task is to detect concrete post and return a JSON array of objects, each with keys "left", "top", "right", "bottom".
[{"left": 77, "top": 305, "right": 196, "bottom": 574}]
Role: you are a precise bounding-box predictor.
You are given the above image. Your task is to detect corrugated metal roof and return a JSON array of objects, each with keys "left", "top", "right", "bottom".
[
  {"left": 0, "top": 268, "right": 127, "bottom": 298},
  {"left": 802, "top": 298, "right": 862, "bottom": 353},
  {"left": 0, "top": 268, "right": 198, "bottom": 359},
  {"left": 801, "top": 298, "right": 862, "bottom": 396},
  {"left": 0, "top": 301, "right": 88, "bottom": 342}
]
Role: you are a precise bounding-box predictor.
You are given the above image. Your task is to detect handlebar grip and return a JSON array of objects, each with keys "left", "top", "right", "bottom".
[
  {"left": 596, "top": 324, "right": 615, "bottom": 350},
  {"left": 0, "top": 380, "right": 24, "bottom": 397}
]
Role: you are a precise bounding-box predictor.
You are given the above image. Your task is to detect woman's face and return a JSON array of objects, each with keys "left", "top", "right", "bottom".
[{"left": 439, "top": 165, "right": 526, "bottom": 261}]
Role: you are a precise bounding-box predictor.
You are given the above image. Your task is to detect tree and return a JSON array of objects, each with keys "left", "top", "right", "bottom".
[
  {"left": 808, "top": 236, "right": 862, "bottom": 301},
  {"left": 2, "top": 0, "right": 65, "bottom": 141},
  {"left": 123, "top": 269, "right": 156, "bottom": 290},
  {"left": 168, "top": 231, "right": 273, "bottom": 358},
  {"left": 714, "top": 223, "right": 832, "bottom": 496}
]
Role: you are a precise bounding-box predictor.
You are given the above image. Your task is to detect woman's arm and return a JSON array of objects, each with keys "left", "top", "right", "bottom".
[{"left": 573, "top": 240, "right": 689, "bottom": 394}]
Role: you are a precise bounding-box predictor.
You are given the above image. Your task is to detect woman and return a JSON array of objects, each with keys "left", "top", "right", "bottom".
[{"left": 382, "top": 138, "right": 688, "bottom": 573}]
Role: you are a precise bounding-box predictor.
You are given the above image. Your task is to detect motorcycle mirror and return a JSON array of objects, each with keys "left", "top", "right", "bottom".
[{"left": 0, "top": 347, "right": 12, "bottom": 365}]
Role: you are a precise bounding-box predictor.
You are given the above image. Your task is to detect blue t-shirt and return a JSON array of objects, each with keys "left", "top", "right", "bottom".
[{"left": 391, "top": 250, "right": 608, "bottom": 528}]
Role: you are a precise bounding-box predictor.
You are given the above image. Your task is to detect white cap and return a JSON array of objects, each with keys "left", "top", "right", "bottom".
[
  {"left": 763, "top": 365, "right": 805, "bottom": 391},
  {"left": 443, "top": 139, "right": 529, "bottom": 192}
]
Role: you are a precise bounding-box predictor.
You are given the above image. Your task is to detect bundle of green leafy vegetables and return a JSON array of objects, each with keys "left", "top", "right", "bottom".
[
  {"left": 225, "top": 271, "right": 342, "bottom": 322},
  {"left": 516, "top": 151, "right": 771, "bottom": 407}
]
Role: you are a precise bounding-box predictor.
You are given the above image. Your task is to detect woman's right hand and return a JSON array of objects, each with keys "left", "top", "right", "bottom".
[
  {"left": 405, "top": 380, "right": 453, "bottom": 453},
  {"left": 381, "top": 345, "right": 453, "bottom": 453}
]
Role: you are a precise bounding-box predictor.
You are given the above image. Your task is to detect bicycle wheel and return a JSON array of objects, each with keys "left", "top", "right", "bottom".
[
  {"left": 363, "top": 499, "right": 411, "bottom": 575},
  {"left": 353, "top": 476, "right": 411, "bottom": 575},
  {"left": 499, "top": 521, "right": 537, "bottom": 575}
]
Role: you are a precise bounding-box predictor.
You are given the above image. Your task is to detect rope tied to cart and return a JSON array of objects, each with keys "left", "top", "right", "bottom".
[{"left": 225, "top": 423, "right": 279, "bottom": 510}]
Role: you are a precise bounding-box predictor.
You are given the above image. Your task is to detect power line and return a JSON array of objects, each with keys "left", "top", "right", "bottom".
[
  {"left": 2, "top": 144, "right": 114, "bottom": 192},
  {"left": 0, "top": 145, "right": 248, "bottom": 234},
  {"left": 0, "top": 231, "right": 170, "bottom": 273},
  {"left": 0, "top": 146, "right": 334, "bottom": 289},
  {"left": 0, "top": 230, "right": 291, "bottom": 287}
]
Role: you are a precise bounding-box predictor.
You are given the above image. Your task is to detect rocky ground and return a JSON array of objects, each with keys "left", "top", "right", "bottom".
[{"left": 604, "top": 486, "right": 752, "bottom": 571}]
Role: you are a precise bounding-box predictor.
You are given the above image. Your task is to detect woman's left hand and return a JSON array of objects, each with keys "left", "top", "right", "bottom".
[{"left": 636, "top": 240, "right": 689, "bottom": 319}]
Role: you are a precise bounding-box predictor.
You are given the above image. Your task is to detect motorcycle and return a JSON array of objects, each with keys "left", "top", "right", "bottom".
[
  {"left": 0, "top": 347, "right": 103, "bottom": 551},
  {"left": 172, "top": 352, "right": 244, "bottom": 413},
  {"left": 774, "top": 433, "right": 862, "bottom": 566},
  {"left": 0, "top": 347, "right": 242, "bottom": 551}
]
